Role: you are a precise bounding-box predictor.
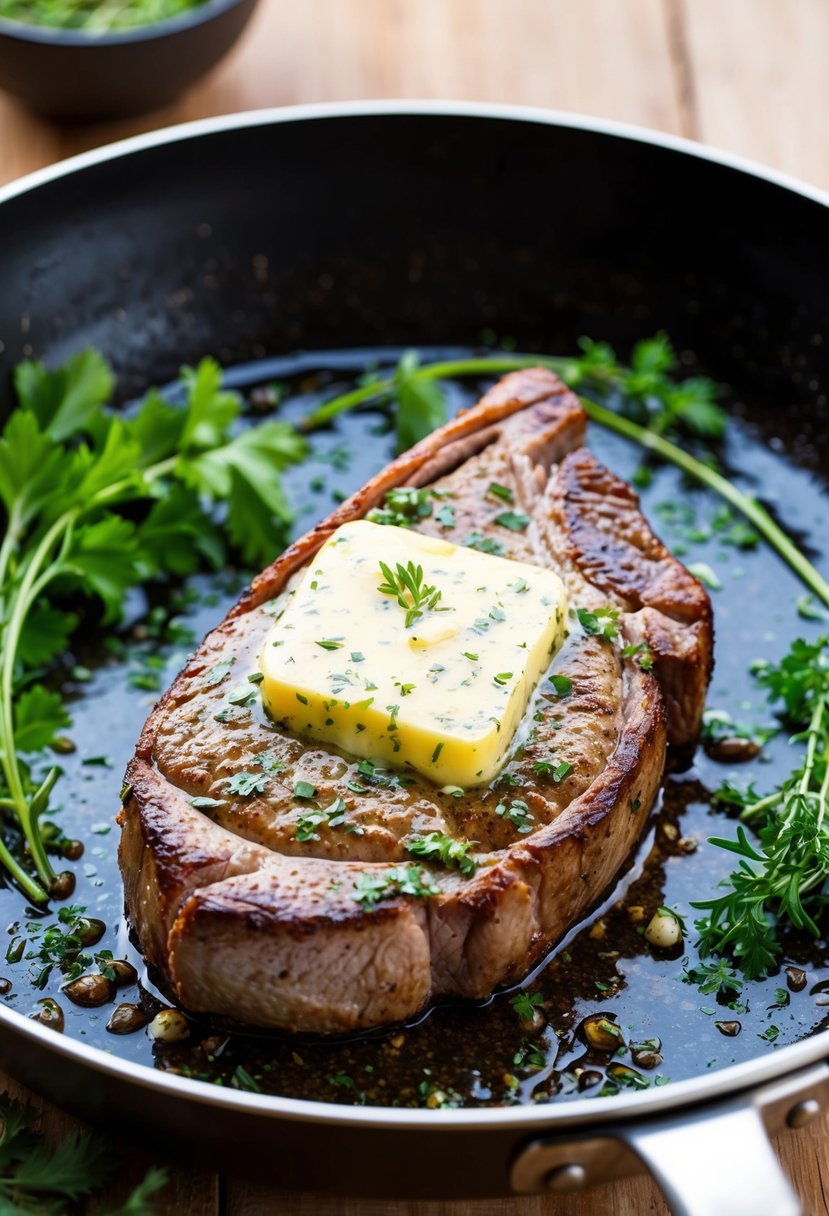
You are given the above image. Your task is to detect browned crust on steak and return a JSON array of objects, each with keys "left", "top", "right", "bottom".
[{"left": 119, "top": 369, "right": 710, "bottom": 1033}]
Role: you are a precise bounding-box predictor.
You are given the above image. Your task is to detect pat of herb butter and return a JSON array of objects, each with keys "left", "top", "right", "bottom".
[{"left": 258, "top": 520, "right": 567, "bottom": 787}]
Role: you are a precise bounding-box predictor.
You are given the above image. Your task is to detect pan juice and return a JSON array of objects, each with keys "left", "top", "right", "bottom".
[{"left": 1, "top": 346, "right": 827, "bottom": 1108}]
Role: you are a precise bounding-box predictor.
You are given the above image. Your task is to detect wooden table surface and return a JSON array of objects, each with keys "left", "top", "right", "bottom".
[{"left": 2, "top": 1, "right": 829, "bottom": 1212}]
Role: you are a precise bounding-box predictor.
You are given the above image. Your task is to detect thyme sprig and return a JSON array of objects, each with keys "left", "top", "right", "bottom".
[{"left": 693, "top": 636, "right": 829, "bottom": 977}]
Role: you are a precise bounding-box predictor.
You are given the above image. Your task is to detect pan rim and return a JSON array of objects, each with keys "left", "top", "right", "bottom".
[
  {"left": 1, "top": 99, "right": 829, "bottom": 210},
  {"left": 1, "top": 98, "right": 828, "bottom": 1131}
]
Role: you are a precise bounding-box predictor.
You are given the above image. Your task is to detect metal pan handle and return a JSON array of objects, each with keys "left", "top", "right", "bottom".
[
  {"left": 621, "top": 1101, "right": 799, "bottom": 1216},
  {"left": 510, "top": 1061, "right": 829, "bottom": 1213}
]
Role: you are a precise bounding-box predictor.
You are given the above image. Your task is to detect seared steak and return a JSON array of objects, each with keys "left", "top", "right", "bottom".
[{"left": 119, "top": 369, "right": 712, "bottom": 1033}]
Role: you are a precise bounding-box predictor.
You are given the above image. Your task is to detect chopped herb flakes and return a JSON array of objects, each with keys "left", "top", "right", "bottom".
[
  {"left": 189, "top": 795, "right": 224, "bottom": 810},
  {"left": 367, "top": 486, "right": 435, "bottom": 528},
  {"left": 407, "top": 832, "right": 477, "bottom": 876},
  {"left": 225, "top": 770, "right": 269, "bottom": 797},
  {"left": 487, "top": 482, "right": 514, "bottom": 503},
  {"left": 353, "top": 865, "right": 439, "bottom": 908},
  {"left": 495, "top": 799, "right": 534, "bottom": 834},
  {"left": 575, "top": 605, "right": 620, "bottom": 640},
  {"left": 621, "top": 642, "right": 654, "bottom": 670},
  {"left": 494, "top": 510, "right": 530, "bottom": 532},
  {"left": 464, "top": 532, "right": 504, "bottom": 556},
  {"left": 549, "top": 674, "right": 573, "bottom": 696}
]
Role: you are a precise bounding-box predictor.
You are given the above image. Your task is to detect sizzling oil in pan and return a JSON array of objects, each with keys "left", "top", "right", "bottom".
[{"left": 1, "top": 348, "right": 828, "bottom": 1110}]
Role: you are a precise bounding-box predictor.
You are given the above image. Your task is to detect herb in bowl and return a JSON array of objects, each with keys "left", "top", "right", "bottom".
[{"left": 0, "top": 0, "right": 211, "bottom": 33}]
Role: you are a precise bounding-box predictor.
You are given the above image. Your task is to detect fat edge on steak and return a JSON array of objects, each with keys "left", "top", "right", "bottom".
[{"left": 118, "top": 369, "right": 713, "bottom": 1033}]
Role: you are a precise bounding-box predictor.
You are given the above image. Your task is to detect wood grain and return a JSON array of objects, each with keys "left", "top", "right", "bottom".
[
  {"left": 680, "top": 0, "right": 829, "bottom": 190},
  {"left": 1, "top": 1, "right": 828, "bottom": 1213}
]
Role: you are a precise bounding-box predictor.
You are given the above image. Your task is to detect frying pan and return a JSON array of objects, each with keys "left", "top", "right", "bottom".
[{"left": 0, "top": 102, "right": 828, "bottom": 1214}]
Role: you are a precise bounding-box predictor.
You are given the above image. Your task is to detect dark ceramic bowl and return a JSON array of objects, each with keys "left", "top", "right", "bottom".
[{"left": 0, "top": 0, "right": 260, "bottom": 121}]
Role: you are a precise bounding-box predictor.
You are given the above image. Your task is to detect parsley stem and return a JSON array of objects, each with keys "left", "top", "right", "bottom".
[
  {"left": 0, "top": 501, "right": 23, "bottom": 607},
  {"left": 304, "top": 356, "right": 829, "bottom": 610},
  {"left": 739, "top": 790, "right": 785, "bottom": 823},
  {"left": 0, "top": 509, "right": 76, "bottom": 897},
  {"left": 576, "top": 394, "right": 829, "bottom": 609}
]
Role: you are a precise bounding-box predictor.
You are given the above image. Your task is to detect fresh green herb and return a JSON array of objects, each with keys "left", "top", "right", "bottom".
[
  {"left": 366, "top": 486, "right": 435, "bottom": 528},
  {"left": 576, "top": 605, "right": 620, "bottom": 641},
  {"left": 758, "top": 1025, "right": 780, "bottom": 1043},
  {"left": 406, "top": 832, "right": 477, "bottom": 876},
  {"left": 494, "top": 510, "right": 530, "bottom": 532},
  {"left": 255, "top": 751, "right": 285, "bottom": 775},
  {"left": 688, "top": 561, "right": 723, "bottom": 591},
  {"left": 224, "top": 771, "right": 269, "bottom": 798},
  {"left": 694, "top": 636, "right": 829, "bottom": 977},
  {"left": 20, "top": 905, "right": 102, "bottom": 988},
  {"left": 0, "top": 1090, "right": 168, "bottom": 1213},
  {"left": 531, "top": 760, "right": 571, "bottom": 782},
  {"left": 682, "top": 959, "right": 744, "bottom": 997},
  {"left": 377, "top": 560, "right": 445, "bottom": 628},
  {"left": 621, "top": 642, "right": 655, "bottom": 671},
  {"left": 435, "top": 504, "right": 456, "bottom": 528},
  {"left": 205, "top": 658, "right": 234, "bottom": 687},
  {"left": 0, "top": 353, "right": 305, "bottom": 902},
  {"left": 352, "top": 759, "right": 414, "bottom": 790},
  {"left": 487, "top": 482, "right": 514, "bottom": 503},
  {"left": 513, "top": 1043, "right": 547, "bottom": 1073},
  {"left": 463, "top": 532, "right": 504, "bottom": 556},
  {"left": 494, "top": 672, "right": 513, "bottom": 686},
  {"left": 315, "top": 638, "right": 344, "bottom": 651},
  {"left": 353, "top": 864, "right": 440, "bottom": 908},
  {"left": 548, "top": 674, "right": 573, "bottom": 696},
  {"left": 189, "top": 795, "right": 224, "bottom": 811},
  {"left": 495, "top": 798, "right": 534, "bottom": 835},
  {"left": 798, "top": 594, "right": 829, "bottom": 622},
  {"left": 230, "top": 1065, "right": 262, "bottom": 1093},
  {"left": 293, "top": 780, "right": 317, "bottom": 800},
  {"left": 296, "top": 796, "right": 358, "bottom": 842},
  {"left": 227, "top": 685, "right": 257, "bottom": 707},
  {"left": 509, "top": 991, "right": 543, "bottom": 1020},
  {"left": 0, "top": 0, "right": 210, "bottom": 31}
]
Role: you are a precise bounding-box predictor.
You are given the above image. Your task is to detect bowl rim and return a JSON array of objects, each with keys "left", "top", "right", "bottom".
[
  {"left": 0, "top": 0, "right": 253, "bottom": 47},
  {"left": 1, "top": 99, "right": 829, "bottom": 1132}
]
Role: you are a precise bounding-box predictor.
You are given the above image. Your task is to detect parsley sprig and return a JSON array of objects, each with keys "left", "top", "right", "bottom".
[
  {"left": 0, "top": 352, "right": 305, "bottom": 902},
  {"left": 693, "top": 636, "right": 829, "bottom": 977}
]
